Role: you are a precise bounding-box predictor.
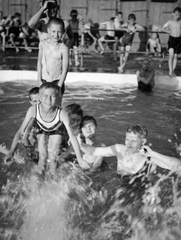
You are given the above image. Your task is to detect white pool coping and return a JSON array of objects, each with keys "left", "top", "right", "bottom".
[{"left": 0, "top": 70, "right": 181, "bottom": 88}]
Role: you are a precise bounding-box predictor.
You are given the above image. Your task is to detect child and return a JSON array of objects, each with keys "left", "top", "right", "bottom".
[
  {"left": 37, "top": 18, "right": 69, "bottom": 96},
  {"left": 69, "top": 9, "right": 84, "bottom": 66},
  {"left": 136, "top": 58, "right": 155, "bottom": 92},
  {"left": 146, "top": 30, "right": 161, "bottom": 56},
  {"left": 80, "top": 124, "right": 181, "bottom": 177},
  {"left": 1, "top": 87, "right": 39, "bottom": 165},
  {"left": 98, "top": 17, "right": 115, "bottom": 55},
  {"left": 59, "top": 103, "right": 83, "bottom": 161},
  {"left": 80, "top": 116, "right": 105, "bottom": 171},
  {"left": 83, "top": 19, "right": 98, "bottom": 52},
  {"left": 118, "top": 13, "right": 144, "bottom": 73},
  {"left": 5, "top": 82, "right": 89, "bottom": 174},
  {"left": 162, "top": 7, "right": 181, "bottom": 77},
  {"left": 8, "top": 12, "right": 32, "bottom": 53}
]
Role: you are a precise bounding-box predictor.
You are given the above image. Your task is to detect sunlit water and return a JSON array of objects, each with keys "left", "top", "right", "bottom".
[{"left": 0, "top": 80, "right": 181, "bottom": 240}]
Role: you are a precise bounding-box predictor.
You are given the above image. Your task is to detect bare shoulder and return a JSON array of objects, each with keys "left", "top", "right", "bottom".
[{"left": 61, "top": 43, "right": 68, "bottom": 51}]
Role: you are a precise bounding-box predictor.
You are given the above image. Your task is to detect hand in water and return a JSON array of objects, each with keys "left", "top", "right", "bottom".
[{"left": 4, "top": 151, "right": 14, "bottom": 165}]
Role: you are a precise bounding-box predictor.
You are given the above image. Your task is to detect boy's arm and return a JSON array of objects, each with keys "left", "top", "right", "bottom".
[
  {"left": 134, "top": 24, "right": 145, "bottom": 32},
  {"left": 136, "top": 70, "right": 146, "bottom": 82},
  {"left": 21, "top": 118, "right": 35, "bottom": 146},
  {"left": 162, "top": 21, "right": 170, "bottom": 34},
  {"left": 80, "top": 142, "right": 119, "bottom": 157},
  {"left": 5, "top": 106, "right": 35, "bottom": 162},
  {"left": 37, "top": 42, "right": 43, "bottom": 86},
  {"left": 146, "top": 39, "right": 150, "bottom": 52},
  {"left": 58, "top": 45, "right": 69, "bottom": 88},
  {"left": 28, "top": 1, "right": 50, "bottom": 29},
  {"left": 77, "top": 14, "right": 84, "bottom": 22},
  {"left": 143, "top": 145, "right": 181, "bottom": 172},
  {"left": 60, "top": 110, "right": 90, "bottom": 170}
]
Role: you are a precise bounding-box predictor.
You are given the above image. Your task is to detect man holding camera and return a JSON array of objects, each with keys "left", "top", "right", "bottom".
[{"left": 28, "top": 0, "right": 74, "bottom": 48}]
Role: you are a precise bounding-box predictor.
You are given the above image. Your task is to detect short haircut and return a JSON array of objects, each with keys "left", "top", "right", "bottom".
[
  {"left": 48, "top": 17, "right": 65, "bottom": 31},
  {"left": 126, "top": 124, "right": 148, "bottom": 138},
  {"left": 80, "top": 116, "right": 97, "bottom": 128},
  {"left": 65, "top": 103, "right": 83, "bottom": 118},
  {"left": 173, "top": 7, "right": 181, "bottom": 13},
  {"left": 42, "top": 0, "right": 57, "bottom": 6},
  {"left": 110, "top": 17, "right": 115, "bottom": 21},
  {"left": 128, "top": 13, "right": 136, "bottom": 21},
  {"left": 70, "top": 9, "right": 78, "bottom": 16},
  {"left": 39, "top": 82, "right": 60, "bottom": 94},
  {"left": 117, "top": 11, "right": 123, "bottom": 15},
  {"left": 29, "top": 87, "right": 39, "bottom": 98}
]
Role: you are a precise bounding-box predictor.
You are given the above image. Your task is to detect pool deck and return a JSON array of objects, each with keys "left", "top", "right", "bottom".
[{"left": 1, "top": 48, "right": 181, "bottom": 77}]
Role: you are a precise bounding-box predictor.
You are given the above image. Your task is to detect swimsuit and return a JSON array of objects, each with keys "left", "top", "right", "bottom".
[
  {"left": 35, "top": 103, "right": 66, "bottom": 135},
  {"left": 138, "top": 81, "right": 152, "bottom": 92},
  {"left": 120, "top": 23, "right": 136, "bottom": 47},
  {"left": 69, "top": 19, "right": 79, "bottom": 47},
  {"left": 168, "top": 36, "right": 181, "bottom": 54}
]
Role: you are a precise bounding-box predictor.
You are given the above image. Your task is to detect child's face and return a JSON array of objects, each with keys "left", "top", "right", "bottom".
[
  {"left": 40, "top": 88, "right": 58, "bottom": 107},
  {"left": 69, "top": 113, "right": 82, "bottom": 132},
  {"left": 48, "top": 23, "right": 64, "bottom": 43},
  {"left": 47, "top": 2, "right": 58, "bottom": 18},
  {"left": 125, "top": 132, "right": 144, "bottom": 154},
  {"left": 81, "top": 120, "right": 96, "bottom": 138},
  {"left": 173, "top": 11, "right": 180, "bottom": 20},
  {"left": 128, "top": 18, "right": 135, "bottom": 24},
  {"left": 142, "top": 60, "right": 150, "bottom": 70},
  {"left": 30, "top": 93, "right": 39, "bottom": 106}
]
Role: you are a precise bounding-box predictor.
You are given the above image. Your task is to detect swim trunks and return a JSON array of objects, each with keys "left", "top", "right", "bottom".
[
  {"left": 168, "top": 36, "right": 181, "bottom": 54},
  {"left": 42, "top": 79, "right": 65, "bottom": 95},
  {"left": 138, "top": 81, "right": 152, "bottom": 92}
]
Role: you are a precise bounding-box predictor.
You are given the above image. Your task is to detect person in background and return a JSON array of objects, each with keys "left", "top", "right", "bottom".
[
  {"left": 98, "top": 17, "right": 115, "bottom": 55},
  {"left": 146, "top": 25, "right": 161, "bottom": 56},
  {"left": 118, "top": 13, "right": 144, "bottom": 73},
  {"left": 162, "top": 7, "right": 181, "bottom": 77},
  {"left": 83, "top": 18, "right": 98, "bottom": 52},
  {"left": 69, "top": 9, "right": 84, "bottom": 66},
  {"left": 113, "top": 11, "right": 124, "bottom": 60},
  {"left": 37, "top": 18, "right": 69, "bottom": 97},
  {"left": 136, "top": 58, "right": 155, "bottom": 92},
  {"left": 28, "top": 0, "right": 74, "bottom": 49},
  {"left": 8, "top": 12, "right": 32, "bottom": 53}
]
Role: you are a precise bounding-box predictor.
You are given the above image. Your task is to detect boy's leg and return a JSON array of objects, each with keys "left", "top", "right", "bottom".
[
  {"left": 98, "top": 36, "right": 105, "bottom": 54},
  {"left": 168, "top": 48, "right": 174, "bottom": 76},
  {"left": 19, "top": 32, "right": 32, "bottom": 52},
  {"left": 118, "top": 46, "right": 125, "bottom": 73},
  {"left": 173, "top": 53, "right": 178, "bottom": 75},
  {"left": 37, "top": 133, "right": 48, "bottom": 174},
  {"left": 113, "top": 36, "right": 119, "bottom": 60},
  {"left": 9, "top": 33, "right": 19, "bottom": 52},
  {"left": 48, "top": 135, "right": 63, "bottom": 175},
  {"left": 121, "top": 45, "right": 131, "bottom": 71},
  {"left": 73, "top": 46, "right": 79, "bottom": 66}
]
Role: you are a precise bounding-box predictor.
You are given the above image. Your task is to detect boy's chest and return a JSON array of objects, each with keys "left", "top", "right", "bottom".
[{"left": 44, "top": 44, "right": 62, "bottom": 59}]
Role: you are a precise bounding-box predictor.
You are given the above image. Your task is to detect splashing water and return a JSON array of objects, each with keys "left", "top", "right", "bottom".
[{"left": 1, "top": 159, "right": 181, "bottom": 240}]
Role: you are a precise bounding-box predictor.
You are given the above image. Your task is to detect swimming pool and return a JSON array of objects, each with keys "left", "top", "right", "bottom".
[{"left": 0, "top": 71, "right": 181, "bottom": 240}]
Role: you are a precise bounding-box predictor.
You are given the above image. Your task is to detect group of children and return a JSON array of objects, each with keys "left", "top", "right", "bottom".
[{"left": 1, "top": 1, "right": 181, "bottom": 184}]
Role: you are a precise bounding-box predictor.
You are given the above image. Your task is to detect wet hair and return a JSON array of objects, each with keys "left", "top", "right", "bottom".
[
  {"left": 70, "top": 9, "right": 78, "bottom": 16},
  {"left": 128, "top": 13, "right": 136, "bottom": 21},
  {"left": 80, "top": 116, "right": 97, "bottom": 128},
  {"left": 117, "top": 11, "right": 123, "bottom": 16},
  {"left": 110, "top": 17, "right": 115, "bottom": 21},
  {"left": 39, "top": 82, "right": 60, "bottom": 94},
  {"left": 126, "top": 124, "right": 148, "bottom": 138},
  {"left": 29, "top": 87, "right": 39, "bottom": 99},
  {"left": 48, "top": 17, "right": 65, "bottom": 31},
  {"left": 173, "top": 7, "right": 181, "bottom": 13},
  {"left": 65, "top": 103, "right": 83, "bottom": 118}
]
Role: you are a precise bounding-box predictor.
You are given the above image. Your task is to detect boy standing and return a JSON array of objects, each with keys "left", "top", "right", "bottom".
[
  {"left": 118, "top": 13, "right": 144, "bottom": 73},
  {"left": 162, "top": 7, "right": 181, "bottom": 77},
  {"left": 37, "top": 18, "right": 69, "bottom": 95}
]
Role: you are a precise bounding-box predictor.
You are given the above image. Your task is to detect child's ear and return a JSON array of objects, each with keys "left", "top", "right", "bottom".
[{"left": 142, "top": 138, "right": 147, "bottom": 145}]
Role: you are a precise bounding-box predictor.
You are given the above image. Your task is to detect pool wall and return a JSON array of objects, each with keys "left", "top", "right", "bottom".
[{"left": 0, "top": 70, "right": 181, "bottom": 88}]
